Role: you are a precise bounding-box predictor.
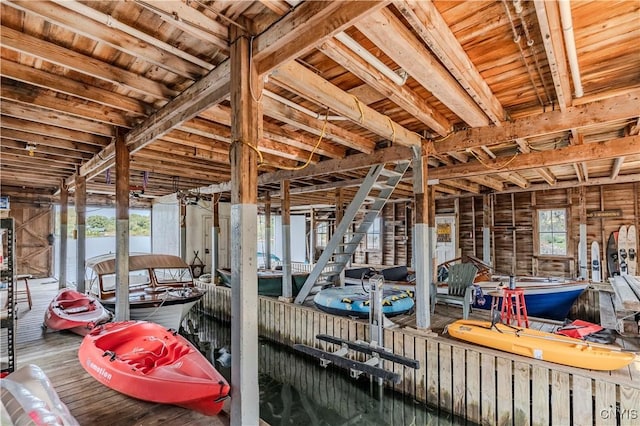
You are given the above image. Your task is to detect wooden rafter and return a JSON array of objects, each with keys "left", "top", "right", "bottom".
[
  {"left": 434, "top": 91, "right": 640, "bottom": 153},
  {"left": 356, "top": 8, "right": 489, "bottom": 127},
  {"left": 394, "top": 0, "right": 505, "bottom": 124},
  {"left": 270, "top": 61, "right": 422, "bottom": 147},
  {"left": 429, "top": 135, "right": 640, "bottom": 180},
  {"left": 319, "top": 38, "right": 450, "bottom": 136}
]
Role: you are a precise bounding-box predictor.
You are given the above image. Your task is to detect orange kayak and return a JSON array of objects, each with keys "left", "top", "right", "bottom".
[
  {"left": 78, "top": 321, "right": 230, "bottom": 415},
  {"left": 447, "top": 319, "right": 636, "bottom": 371}
]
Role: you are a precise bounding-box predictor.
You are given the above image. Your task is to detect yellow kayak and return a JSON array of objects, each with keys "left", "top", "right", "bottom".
[{"left": 446, "top": 319, "right": 636, "bottom": 371}]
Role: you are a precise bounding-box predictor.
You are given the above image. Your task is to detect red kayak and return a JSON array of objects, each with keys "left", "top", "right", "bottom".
[
  {"left": 43, "top": 289, "right": 112, "bottom": 335},
  {"left": 78, "top": 321, "right": 230, "bottom": 416}
]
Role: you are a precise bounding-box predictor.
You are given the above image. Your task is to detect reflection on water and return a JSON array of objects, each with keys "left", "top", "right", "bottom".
[{"left": 182, "top": 311, "right": 467, "bottom": 426}]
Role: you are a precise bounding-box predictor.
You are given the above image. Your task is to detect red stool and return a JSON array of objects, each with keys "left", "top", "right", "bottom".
[{"left": 500, "top": 288, "right": 529, "bottom": 327}]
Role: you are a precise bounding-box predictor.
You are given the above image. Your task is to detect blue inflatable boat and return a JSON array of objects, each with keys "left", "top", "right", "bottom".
[{"left": 313, "top": 287, "right": 414, "bottom": 318}]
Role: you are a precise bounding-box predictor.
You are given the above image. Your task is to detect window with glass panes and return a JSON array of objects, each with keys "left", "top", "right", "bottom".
[
  {"left": 366, "top": 217, "right": 382, "bottom": 251},
  {"left": 538, "top": 209, "right": 567, "bottom": 255}
]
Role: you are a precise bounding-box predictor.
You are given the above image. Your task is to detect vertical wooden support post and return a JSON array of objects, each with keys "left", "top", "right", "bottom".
[
  {"left": 309, "top": 208, "right": 315, "bottom": 264},
  {"left": 454, "top": 197, "right": 461, "bottom": 258},
  {"left": 211, "top": 196, "right": 219, "bottom": 276},
  {"left": 511, "top": 193, "right": 517, "bottom": 275},
  {"left": 413, "top": 146, "right": 432, "bottom": 329},
  {"left": 281, "top": 180, "right": 292, "bottom": 299},
  {"left": 336, "top": 188, "right": 345, "bottom": 286},
  {"left": 59, "top": 180, "right": 68, "bottom": 289},
  {"left": 578, "top": 187, "right": 588, "bottom": 280},
  {"left": 180, "top": 203, "right": 187, "bottom": 262},
  {"left": 428, "top": 186, "right": 437, "bottom": 283},
  {"left": 75, "top": 174, "right": 86, "bottom": 292},
  {"left": 567, "top": 188, "right": 575, "bottom": 277},
  {"left": 115, "top": 128, "right": 130, "bottom": 321},
  {"left": 265, "top": 194, "right": 271, "bottom": 270},
  {"left": 229, "top": 24, "right": 261, "bottom": 426},
  {"left": 599, "top": 187, "right": 606, "bottom": 277},
  {"left": 532, "top": 192, "right": 538, "bottom": 275},
  {"left": 482, "top": 194, "right": 491, "bottom": 267},
  {"left": 471, "top": 196, "right": 477, "bottom": 256}
]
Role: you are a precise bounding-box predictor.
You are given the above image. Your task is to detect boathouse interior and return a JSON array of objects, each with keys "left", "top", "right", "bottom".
[{"left": 1, "top": 1, "right": 639, "bottom": 425}]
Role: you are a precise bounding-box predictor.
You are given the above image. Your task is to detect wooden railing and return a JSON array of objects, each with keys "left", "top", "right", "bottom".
[{"left": 196, "top": 283, "right": 640, "bottom": 425}]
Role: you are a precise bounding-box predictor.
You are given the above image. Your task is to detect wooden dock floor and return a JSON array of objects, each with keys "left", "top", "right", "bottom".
[{"left": 8, "top": 278, "right": 232, "bottom": 426}]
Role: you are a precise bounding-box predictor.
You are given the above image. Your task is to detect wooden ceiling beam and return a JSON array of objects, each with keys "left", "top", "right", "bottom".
[
  {"left": 438, "top": 174, "right": 640, "bottom": 199},
  {"left": 263, "top": 122, "right": 346, "bottom": 159},
  {"left": 536, "top": 167, "right": 558, "bottom": 186},
  {"left": 0, "top": 172, "right": 64, "bottom": 186},
  {"left": 205, "top": 145, "right": 414, "bottom": 193},
  {"left": 147, "top": 142, "right": 228, "bottom": 163},
  {"left": 0, "top": 154, "right": 77, "bottom": 172},
  {"left": 135, "top": 0, "right": 228, "bottom": 52},
  {"left": 515, "top": 137, "right": 556, "bottom": 185},
  {"left": 258, "top": 137, "right": 322, "bottom": 164},
  {"left": 533, "top": 0, "right": 572, "bottom": 111},
  {"left": 319, "top": 38, "right": 451, "bottom": 136},
  {"left": 467, "top": 176, "right": 504, "bottom": 192},
  {"left": 610, "top": 157, "right": 625, "bottom": 179},
  {"left": 1, "top": 101, "right": 114, "bottom": 137},
  {"left": 434, "top": 90, "right": 640, "bottom": 153},
  {"left": 0, "top": 60, "right": 149, "bottom": 116},
  {"left": 0, "top": 138, "right": 92, "bottom": 161},
  {"left": 195, "top": 102, "right": 349, "bottom": 158},
  {"left": 0, "top": 128, "right": 99, "bottom": 154},
  {"left": 433, "top": 185, "right": 461, "bottom": 196},
  {"left": 0, "top": 82, "right": 133, "bottom": 128},
  {"left": 5, "top": 0, "right": 207, "bottom": 80},
  {"left": 0, "top": 147, "right": 82, "bottom": 167},
  {"left": 0, "top": 116, "right": 110, "bottom": 146},
  {"left": 357, "top": 8, "right": 489, "bottom": 127},
  {"left": 52, "top": 0, "right": 215, "bottom": 71},
  {"left": 469, "top": 147, "right": 530, "bottom": 189},
  {"left": 429, "top": 135, "right": 640, "bottom": 180},
  {"left": 270, "top": 61, "right": 422, "bottom": 147},
  {"left": 439, "top": 179, "right": 482, "bottom": 194},
  {"left": 67, "top": 0, "right": 385, "bottom": 188},
  {"left": 254, "top": 1, "right": 389, "bottom": 75},
  {"left": 129, "top": 158, "right": 226, "bottom": 181},
  {"left": 395, "top": 0, "right": 505, "bottom": 124},
  {"left": 0, "top": 25, "right": 178, "bottom": 100},
  {"left": 262, "top": 96, "right": 376, "bottom": 153}
]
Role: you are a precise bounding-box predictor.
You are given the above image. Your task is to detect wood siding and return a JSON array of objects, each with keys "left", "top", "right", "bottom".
[{"left": 434, "top": 182, "right": 640, "bottom": 278}]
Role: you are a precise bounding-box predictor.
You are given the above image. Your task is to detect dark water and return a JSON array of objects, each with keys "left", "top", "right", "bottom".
[{"left": 182, "top": 311, "right": 468, "bottom": 426}]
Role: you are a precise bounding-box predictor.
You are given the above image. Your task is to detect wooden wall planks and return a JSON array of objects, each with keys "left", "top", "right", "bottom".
[{"left": 434, "top": 182, "right": 639, "bottom": 278}]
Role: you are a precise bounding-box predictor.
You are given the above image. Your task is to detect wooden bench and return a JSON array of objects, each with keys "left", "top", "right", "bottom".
[{"left": 604, "top": 275, "right": 640, "bottom": 335}]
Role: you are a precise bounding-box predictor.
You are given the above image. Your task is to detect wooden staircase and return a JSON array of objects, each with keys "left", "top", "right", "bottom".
[{"left": 294, "top": 161, "right": 411, "bottom": 305}]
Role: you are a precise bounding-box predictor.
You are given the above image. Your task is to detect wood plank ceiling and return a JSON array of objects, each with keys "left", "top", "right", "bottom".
[{"left": 1, "top": 0, "right": 638, "bottom": 207}]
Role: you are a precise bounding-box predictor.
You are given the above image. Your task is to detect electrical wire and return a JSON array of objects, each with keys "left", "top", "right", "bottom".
[
  {"left": 260, "top": 111, "right": 329, "bottom": 171},
  {"left": 468, "top": 149, "right": 519, "bottom": 170}
]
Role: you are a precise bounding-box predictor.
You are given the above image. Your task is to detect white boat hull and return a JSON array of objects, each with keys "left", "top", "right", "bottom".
[{"left": 127, "top": 299, "right": 200, "bottom": 330}]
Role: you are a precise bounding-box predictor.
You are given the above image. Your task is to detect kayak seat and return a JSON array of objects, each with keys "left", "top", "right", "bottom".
[
  {"left": 120, "top": 338, "right": 168, "bottom": 373},
  {"left": 155, "top": 342, "right": 192, "bottom": 366},
  {"left": 58, "top": 299, "right": 92, "bottom": 311}
]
